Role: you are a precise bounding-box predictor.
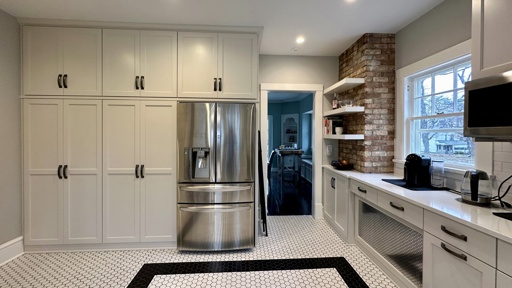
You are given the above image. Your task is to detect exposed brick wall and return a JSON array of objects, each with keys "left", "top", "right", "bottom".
[{"left": 337, "top": 33, "right": 395, "bottom": 173}]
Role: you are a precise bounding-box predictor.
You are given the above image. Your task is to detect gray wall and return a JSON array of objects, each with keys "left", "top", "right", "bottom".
[
  {"left": 0, "top": 9, "right": 21, "bottom": 245},
  {"left": 395, "top": 0, "right": 471, "bottom": 69},
  {"left": 259, "top": 55, "right": 338, "bottom": 88}
]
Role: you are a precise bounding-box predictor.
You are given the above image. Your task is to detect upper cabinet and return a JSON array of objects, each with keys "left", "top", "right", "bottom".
[
  {"left": 103, "top": 29, "right": 178, "bottom": 97},
  {"left": 178, "top": 32, "right": 258, "bottom": 99},
  {"left": 22, "top": 26, "right": 102, "bottom": 96},
  {"left": 472, "top": 0, "right": 512, "bottom": 79}
]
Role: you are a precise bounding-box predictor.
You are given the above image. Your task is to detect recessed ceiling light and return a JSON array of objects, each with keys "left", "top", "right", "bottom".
[
  {"left": 296, "top": 36, "right": 305, "bottom": 44},
  {"left": 291, "top": 47, "right": 300, "bottom": 52}
]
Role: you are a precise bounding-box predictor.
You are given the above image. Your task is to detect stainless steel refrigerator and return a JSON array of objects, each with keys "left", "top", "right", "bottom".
[{"left": 176, "top": 102, "right": 256, "bottom": 251}]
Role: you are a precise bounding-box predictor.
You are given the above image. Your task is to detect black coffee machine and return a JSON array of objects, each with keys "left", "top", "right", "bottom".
[{"left": 404, "top": 153, "right": 431, "bottom": 187}]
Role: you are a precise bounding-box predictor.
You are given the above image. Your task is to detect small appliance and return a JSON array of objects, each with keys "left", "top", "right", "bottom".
[
  {"left": 404, "top": 154, "right": 431, "bottom": 187},
  {"left": 461, "top": 169, "right": 492, "bottom": 205}
]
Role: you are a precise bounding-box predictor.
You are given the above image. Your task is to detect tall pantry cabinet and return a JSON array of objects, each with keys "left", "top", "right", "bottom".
[
  {"left": 103, "top": 101, "right": 177, "bottom": 243},
  {"left": 23, "top": 99, "right": 102, "bottom": 245}
]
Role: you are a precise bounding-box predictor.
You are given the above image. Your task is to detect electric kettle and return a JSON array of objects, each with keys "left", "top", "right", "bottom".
[{"left": 461, "top": 169, "right": 492, "bottom": 205}]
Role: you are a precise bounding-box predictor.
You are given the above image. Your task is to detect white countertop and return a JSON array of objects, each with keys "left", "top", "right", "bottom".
[{"left": 323, "top": 165, "right": 512, "bottom": 244}]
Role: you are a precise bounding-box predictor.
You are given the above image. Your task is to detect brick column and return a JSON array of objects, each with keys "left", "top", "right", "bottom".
[{"left": 337, "top": 33, "right": 395, "bottom": 173}]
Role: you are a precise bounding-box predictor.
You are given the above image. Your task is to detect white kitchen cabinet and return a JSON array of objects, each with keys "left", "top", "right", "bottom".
[
  {"left": 497, "top": 271, "right": 512, "bottom": 288},
  {"left": 281, "top": 114, "right": 299, "bottom": 147},
  {"left": 323, "top": 169, "right": 336, "bottom": 223},
  {"left": 23, "top": 99, "right": 102, "bottom": 245},
  {"left": 423, "top": 231, "right": 495, "bottom": 288},
  {"left": 22, "top": 26, "right": 102, "bottom": 96},
  {"left": 103, "top": 30, "right": 177, "bottom": 97},
  {"left": 472, "top": 0, "right": 512, "bottom": 78},
  {"left": 103, "top": 100, "right": 176, "bottom": 243},
  {"left": 323, "top": 168, "right": 349, "bottom": 240},
  {"left": 178, "top": 32, "right": 258, "bottom": 99}
]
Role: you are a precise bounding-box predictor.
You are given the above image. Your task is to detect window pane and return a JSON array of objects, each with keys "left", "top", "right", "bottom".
[
  {"left": 434, "top": 68, "right": 453, "bottom": 93},
  {"left": 434, "top": 92, "right": 454, "bottom": 114},
  {"left": 414, "top": 96, "right": 432, "bottom": 116},
  {"left": 414, "top": 116, "right": 463, "bottom": 130},
  {"left": 415, "top": 131, "right": 474, "bottom": 166},
  {"left": 456, "top": 63, "right": 472, "bottom": 88},
  {"left": 414, "top": 76, "right": 431, "bottom": 97},
  {"left": 455, "top": 90, "right": 465, "bottom": 112}
]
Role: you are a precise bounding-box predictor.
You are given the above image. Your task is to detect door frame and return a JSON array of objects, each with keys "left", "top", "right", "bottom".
[{"left": 260, "top": 83, "right": 324, "bottom": 219}]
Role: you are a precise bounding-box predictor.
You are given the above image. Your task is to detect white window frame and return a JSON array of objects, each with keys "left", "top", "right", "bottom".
[{"left": 395, "top": 40, "right": 492, "bottom": 175}]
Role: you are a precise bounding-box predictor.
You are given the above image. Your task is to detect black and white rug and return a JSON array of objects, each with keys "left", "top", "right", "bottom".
[{"left": 128, "top": 257, "right": 368, "bottom": 288}]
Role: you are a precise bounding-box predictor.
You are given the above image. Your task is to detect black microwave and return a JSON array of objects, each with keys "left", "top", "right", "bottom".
[{"left": 464, "top": 72, "right": 512, "bottom": 141}]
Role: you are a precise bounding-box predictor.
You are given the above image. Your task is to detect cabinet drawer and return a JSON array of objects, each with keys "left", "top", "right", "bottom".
[
  {"left": 424, "top": 210, "right": 496, "bottom": 267},
  {"left": 498, "top": 239, "right": 512, "bottom": 277},
  {"left": 350, "top": 179, "right": 378, "bottom": 204},
  {"left": 377, "top": 191, "right": 423, "bottom": 229}
]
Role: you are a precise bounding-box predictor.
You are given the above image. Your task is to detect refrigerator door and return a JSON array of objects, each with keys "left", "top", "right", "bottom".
[
  {"left": 216, "top": 103, "right": 255, "bottom": 182},
  {"left": 177, "top": 103, "right": 216, "bottom": 183},
  {"left": 177, "top": 203, "right": 255, "bottom": 251}
]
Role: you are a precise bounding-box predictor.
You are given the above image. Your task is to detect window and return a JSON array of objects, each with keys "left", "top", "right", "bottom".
[{"left": 407, "top": 55, "right": 474, "bottom": 167}]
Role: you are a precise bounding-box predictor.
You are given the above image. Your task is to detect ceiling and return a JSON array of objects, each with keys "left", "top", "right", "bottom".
[{"left": 0, "top": 0, "right": 444, "bottom": 57}]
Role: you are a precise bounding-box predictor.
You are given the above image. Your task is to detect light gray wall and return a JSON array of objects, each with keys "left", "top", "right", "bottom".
[
  {"left": 0, "top": 9, "right": 21, "bottom": 245},
  {"left": 259, "top": 55, "right": 338, "bottom": 88},
  {"left": 395, "top": 0, "right": 471, "bottom": 69}
]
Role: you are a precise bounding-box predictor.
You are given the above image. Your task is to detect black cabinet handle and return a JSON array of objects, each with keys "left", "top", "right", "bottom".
[
  {"left": 63, "top": 74, "right": 68, "bottom": 88},
  {"left": 441, "top": 225, "right": 468, "bottom": 241},
  {"left": 57, "top": 165, "right": 63, "bottom": 179},
  {"left": 140, "top": 76, "right": 145, "bottom": 90},
  {"left": 214, "top": 78, "right": 217, "bottom": 91},
  {"left": 141, "top": 164, "right": 145, "bottom": 178},
  {"left": 57, "top": 74, "right": 63, "bottom": 88},
  {"left": 218, "top": 78, "right": 222, "bottom": 91},
  {"left": 135, "top": 76, "right": 140, "bottom": 90},
  {"left": 135, "top": 164, "right": 140, "bottom": 178},
  {"left": 357, "top": 187, "right": 367, "bottom": 193},
  {"left": 63, "top": 165, "right": 68, "bottom": 179},
  {"left": 441, "top": 242, "right": 467, "bottom": 261},
  {"left": 389, "top": 202, "right": 404, "bottom": 211}
]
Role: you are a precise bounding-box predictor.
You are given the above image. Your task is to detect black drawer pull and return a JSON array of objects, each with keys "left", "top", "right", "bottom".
[
  {"left": 140, "top": 76, "right": 145, "bottom": 90},
  {"left": 57, "top": 74, "right": 63, "bottom": 88},
  {"left": 135, "top": 76, "right": 140, "bottom": 90},
  {"left": 63, "top": 165, "right": 68, "bottom": 179},
  {"left": 389, "top": 202, "right": 404, "bottom": 211},
  {"left": 141, "top": 164, "right": 145, "bottom": 178},
  {"left": 441, "top": 225, "right": 468, "bottom": 241},
  {"left": 357, "top": 187, "right": 367, "bottom": 193},
  {"left": 57, "top": 165, "right": 63, "bottom": 179},
  {"left": 135, "top": 164, "right": 140, "bottom": 178},
  {"left": 441, "top": 242, "right": 467, "bottom": 261},
  {"left": 214, "top": 78, "right": 218, "bottom": 91},
  {"left": 218, "top": 78, "right": 222, "bottom": 91},
  {"left": 63, "top": 74, "right": 68, "bottom": 88}
]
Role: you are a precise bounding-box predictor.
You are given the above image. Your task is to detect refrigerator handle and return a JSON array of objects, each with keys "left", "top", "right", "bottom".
[{"left": 180, "top": 205, "right": 251, "bottom": 213}]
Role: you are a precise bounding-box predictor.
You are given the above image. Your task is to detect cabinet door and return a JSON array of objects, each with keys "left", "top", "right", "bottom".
[
  {"left": 103, "top": 30, "right": 140, "bottom": 96},
  {"left": 103, "top": 100, "right": 141, "bottom": 243},
  {"left": 497, "top": 271, "right": 512, "bottom": 288},
  {"left": 61, "top": 28, "right": 102, "bottom": 96},
  {"left": 423, "top": 232, "right": 495, "bottom": 288},
  {"left": 177, "top": 32, "right": 217, "bottom": 98},
  {"left": 140, "top": 101, "right": 177, "bottom": 242},
  {"left": 334, "top": 175, "right": 349, "bottom": 239},
  {"left": 218, "top": 33, "right": 258, "bottom": 99},
  {"left": 472, "top": 0, "right": 512, "bottom": 78},
  {"left": 323, "top": 170, "right": 335, "bottom": 223},
  {"left": 22, "top": 26, "right": 63, "bottom": 95},
  {"left": 140, "top": 31, "right": 178, "bottom": 97},
  {"left": 62, "top": 100, "right": 102, "bottom": 244},
  {"left": 23, "top": 99, "right": 64, "bottom": 245}
]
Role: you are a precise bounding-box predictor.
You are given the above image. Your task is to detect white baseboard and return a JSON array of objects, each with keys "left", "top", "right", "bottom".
[
  {"left": 0, "top": 237, "right": 24, "bottom": 266},
  {"left": 313, "top": 203, "right": 324, "bottom": 219}
]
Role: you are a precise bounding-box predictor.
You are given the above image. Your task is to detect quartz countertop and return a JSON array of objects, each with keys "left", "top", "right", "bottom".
[{"left": 323, "top": 165, "right": 512, "bottom": 244}]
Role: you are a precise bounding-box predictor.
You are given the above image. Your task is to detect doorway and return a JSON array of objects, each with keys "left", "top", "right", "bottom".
[{"left": 260, "top": 83, "right": 324, "bottom": 219}]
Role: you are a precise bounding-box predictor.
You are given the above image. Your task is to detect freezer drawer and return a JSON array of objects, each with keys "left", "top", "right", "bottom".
[
  {"left": 177, "top": 183, "right": 254, "bottom": 204},
  {"left": 177, "top": 203, "right": 255, "bottom": 251}
]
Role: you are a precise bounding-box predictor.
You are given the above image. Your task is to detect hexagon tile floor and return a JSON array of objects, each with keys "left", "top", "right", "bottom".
[{"left": 0, "top": 216, "right": 398, "bottom": 288}]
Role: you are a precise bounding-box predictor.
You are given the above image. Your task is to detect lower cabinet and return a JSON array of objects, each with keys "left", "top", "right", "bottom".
[
  {"left": 103, "top": 100, "right": 177, "bottom": 243},
  {"left": 322, "top": 168, "right": 348, "bottom": 240},
  {"left": 423, "top": 232, "right": 495, "bottom": 288},
  {"left": 23, "top": 99, "right": 103, "bottom": 245}
]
